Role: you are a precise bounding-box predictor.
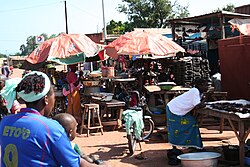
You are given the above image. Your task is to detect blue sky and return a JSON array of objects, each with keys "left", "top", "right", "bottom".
[{"left": 0, "top": 0, "right": 249, "bottom": 54}]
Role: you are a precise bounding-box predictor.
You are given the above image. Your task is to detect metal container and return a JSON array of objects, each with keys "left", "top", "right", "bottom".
[
  {"left": 82, "top": 80, "right": 100, "bottom": 87},
  {"left": 91, "top": 92, "right": 114, "bottom": 101},
  {"left": 177, "top": 152, "right": 221, "bottom": 167},
  {"left": 90, "top": 71, "right": 102, "bottom": 78}
]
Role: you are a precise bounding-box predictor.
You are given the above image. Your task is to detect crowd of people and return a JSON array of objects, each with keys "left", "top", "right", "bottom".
[{"left": 0, "top": 61, "right": 214, "bottom": 166}]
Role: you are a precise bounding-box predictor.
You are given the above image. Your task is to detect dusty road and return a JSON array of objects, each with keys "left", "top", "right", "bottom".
[
  {"left": 11, "top": 67, "right": 243, "bottom": 167},
  {"left": 74, "top": 127, "right": 241, "bottom": 167}
]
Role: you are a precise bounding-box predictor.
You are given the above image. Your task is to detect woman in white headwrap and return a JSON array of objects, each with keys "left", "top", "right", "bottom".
[{"left": 0, "top": 71, "right": 110, "bottom": 167}]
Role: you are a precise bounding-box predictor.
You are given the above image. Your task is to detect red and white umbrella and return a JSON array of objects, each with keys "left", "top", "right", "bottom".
[
  {"left": 26, "top": 33, "right": 102, "bottom": 65},
  {"left": 105, "top": 30, "right": 185, "bottom": 58}
]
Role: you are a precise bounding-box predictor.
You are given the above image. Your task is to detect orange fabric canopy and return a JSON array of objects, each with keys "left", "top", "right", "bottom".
[
  {"left": 106, "top": 31, "right": 185, "bottom": 57},
  {"left": 26, "top": 33, "right": 101, "bottom": 64}
]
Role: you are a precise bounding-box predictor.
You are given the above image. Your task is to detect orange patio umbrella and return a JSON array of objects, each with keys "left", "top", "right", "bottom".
[
  {"left": 26, "top": 33, "right": 102, "bottom": 65},
  {"left": 105, "top": 30, "right": 185, "bottom": 57}
]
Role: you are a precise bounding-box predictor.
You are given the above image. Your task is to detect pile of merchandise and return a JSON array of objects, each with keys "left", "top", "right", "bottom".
[{"left": 173, "top": 57, "right": 211, "bottom": 86}]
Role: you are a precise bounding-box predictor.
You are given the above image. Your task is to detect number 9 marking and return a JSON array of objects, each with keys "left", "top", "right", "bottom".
[{"left": 3, "top": 144, "right": 18, "bottom": 167}]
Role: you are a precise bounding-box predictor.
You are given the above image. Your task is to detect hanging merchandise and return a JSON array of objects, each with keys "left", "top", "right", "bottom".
[
  {"left": 129, "top": 54, "right": 132, "bottom": 60},
  {"left": 172, "top": 57, "right": 211, "bottom": 86},
  {"left": 118, "top": 55, "right": 125, "bottom": 62},
  {"left": 132, "top": 55, "right": 137, "bottom": 61}
]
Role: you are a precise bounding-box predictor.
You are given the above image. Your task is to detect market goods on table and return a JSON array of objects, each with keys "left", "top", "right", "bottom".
[{"left": 205, "top": 99, "right": 250, "bottom": 118}]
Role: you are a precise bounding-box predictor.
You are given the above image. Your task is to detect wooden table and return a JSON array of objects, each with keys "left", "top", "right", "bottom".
[
  {"left": 201, "top": 91, "right": 228, "bottom": 133},
  {"left": 197, "top": 100, "right": 250, "bottom": 167},
  {"left": 111, "top": 78, "right": 137, "bottom": 94},
  {"left": 144, "top": 85, "right": 190, "bottom": 106},
  {"left": 91, "top": 98, "right": 125, "bottom": 129}
]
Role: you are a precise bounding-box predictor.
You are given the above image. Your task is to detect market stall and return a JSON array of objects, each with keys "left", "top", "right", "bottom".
[
  {"left": 197, "top": 99, "right": 250, "bottom": 167},
  {"left": 144, "top": 84, "right": 190, "bottom": 106},
  {"left": 91, "top": 98, "right": 125, "bottom": 130},
  {"left": 111, "top": 78, "right": 137, "bottom": 94},
  {"left": 169, "top": 11, "right": 250, "bottom": 76}
]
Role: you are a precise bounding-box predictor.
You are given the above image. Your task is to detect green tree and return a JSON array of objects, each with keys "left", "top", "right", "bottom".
[
  {"left": 0, "top": 53, "right": 6, "bottom": 58},
  {"left": 223, "top": 4, "right": 235, "bottom": 12},
  {"left": 106, "top": 20, "right": 134, "bottom": 34},
  {"left": 124, "top": 21, "right": 134, "bottom": 32},
  {"left": 106, "top": 20, "right": 126, "bottom": 34},
  {"left": 213, "top": 4, "right": 235, "bottom": 12},
  {"left": 118, "top": 0, "right": 189, "bottom": 28},
  {"left": 25, "top": 36, "right": 37, "bottom": 55},
  {"left": 40, "top": 33, "right": 49, "bottom": 40},
  {"left": 49, "top": 34, "right": 57, "bottom": 39},
  {"left": 20, "top": 44, "right": 28, "bottom": 56},
  {"left": 19, "top": 33, "right": 61, "bottom": 56}
]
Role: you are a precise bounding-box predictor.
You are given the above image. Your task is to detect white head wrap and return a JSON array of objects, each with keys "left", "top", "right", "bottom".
[{"left": 17, "top": 71, "right": 51, "bottom": 102}]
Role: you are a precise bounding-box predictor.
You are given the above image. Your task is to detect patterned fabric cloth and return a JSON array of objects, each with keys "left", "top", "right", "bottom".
[
  {"left": 122, "top": 109, "right": 144, "bottom": 139},
  {"left": 66, "top": 71, "right": 77, "bottom": 84},
  {"left": 0, "top": 78, "right": 21, "bottom": 112},
  {"left": 166, "top": 106, "right": 203, "bottom": 149},
  {"left": 0, "top": 108, "right": 80, "bottom": 166},
  {"left": 63, "top": 71, "right": 82, "bottom": 124}
]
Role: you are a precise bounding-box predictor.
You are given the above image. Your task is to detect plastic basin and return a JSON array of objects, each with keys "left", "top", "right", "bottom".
[{"left": 177, "top": 152, "right": 221, "bottom": 167}]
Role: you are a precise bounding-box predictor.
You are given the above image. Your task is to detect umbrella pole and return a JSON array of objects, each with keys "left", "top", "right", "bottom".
[{"left": 140, "top": 55, "right": 144, "bottom": 92}]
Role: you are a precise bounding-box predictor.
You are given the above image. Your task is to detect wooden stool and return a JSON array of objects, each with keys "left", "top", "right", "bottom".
[{"left": 80, "top": 103, "right": 103, "bottom": 137}]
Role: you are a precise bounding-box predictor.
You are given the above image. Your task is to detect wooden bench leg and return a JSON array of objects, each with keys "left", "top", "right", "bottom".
[
  {"left": 219, "top": 118, "right": 224, "bottom": 133},
  {"left": 79, "top": 108, "right": 86, "bottom": 135},
  {"left": 96, "top": 108, "right": 104, "bottom": 135},
  {"left": 117, "top": 108, "right": 124, "bottom": 129},
  {"left": 87, "top": 109, "right": 91, "bottom": 137}
]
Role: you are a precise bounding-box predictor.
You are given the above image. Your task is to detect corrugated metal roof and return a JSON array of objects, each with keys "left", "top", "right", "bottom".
[
  {"left": 134, "top": 28, "right": 172, "bottom": 34},
  {"left": 169, "top": 11, "right": 250, "bottom": 25},
  {"left": 9, "top": 56, "right": 27, "bottom": 60}
]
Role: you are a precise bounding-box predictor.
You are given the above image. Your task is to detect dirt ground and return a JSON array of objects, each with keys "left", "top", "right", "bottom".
[
  {"left": 73, "top": 126, "right": 243, "bottom": 167},
  {"left": 11, "top": 67, "right": 245, "bottom": 167}
]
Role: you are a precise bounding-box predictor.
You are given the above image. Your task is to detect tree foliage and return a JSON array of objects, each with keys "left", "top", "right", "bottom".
[
  {"left": 19, "top": 33, "right": 60, "bottom": 56},
  {"left": 117, "top": 0, "right": 189, "bottom": 29},
  {"left": 106, "top": 20, "right": 126, "bottom": 34},
  {"left": 106, "top": 20, "right": 133, "bottom": 34},
  {"left": 0, "top": 53, "right": 6, "bottom": 58},
  {"left": 213, "top": 3, "right": 235, "bottom": 13}
]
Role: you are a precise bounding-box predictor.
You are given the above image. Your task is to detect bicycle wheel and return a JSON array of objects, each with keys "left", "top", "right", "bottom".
[
  {"left": 142, "top": 117, "right": 155, "bottom": 140},
  {"left": 127, "top": 124, "right": 137, "bottom": 155}
]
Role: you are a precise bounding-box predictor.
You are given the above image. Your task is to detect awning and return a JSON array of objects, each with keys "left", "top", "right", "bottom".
[{"left": 229, "top": 18, "right": 250, "bottom": 35}]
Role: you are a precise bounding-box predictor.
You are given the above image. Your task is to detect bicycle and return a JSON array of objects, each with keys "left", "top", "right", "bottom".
[
  {"left": 122, "top": 107, "right": 144, "bottom": 155},
  {"left": 137, "top": 94, "right": 155, "bottom": 140},
  {"left": 122, "top": 91, "right": 155, "bottom": 155}
]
